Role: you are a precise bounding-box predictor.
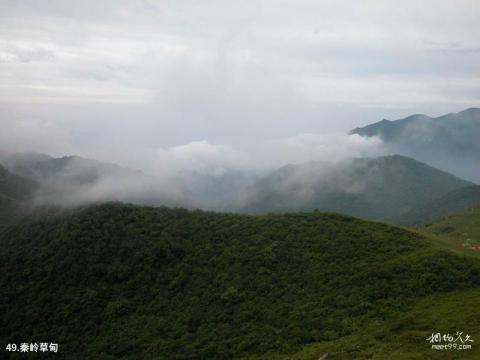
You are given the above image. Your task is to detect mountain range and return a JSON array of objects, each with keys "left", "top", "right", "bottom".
[
  {"left": 0, "top": 152, "right": 141, "bottom": 188},
  {"left": 2, "top": 108, "right": 480, "bottom": 359},
  {"left": 241, "top": 155, "right": 473, "bottom": 224},
  {"left": 350, "top": 107, "right": 480, "bottom": 182},
  {"left": 1, "top": 153, "right": 479, "bottom": 226},
  {"left": 401, "top": 185, "right": 480, "bottom": 226}
]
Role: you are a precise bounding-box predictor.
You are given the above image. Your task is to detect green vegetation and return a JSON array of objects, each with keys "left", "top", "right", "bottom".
[
  {"left": 0, "top": 164, "right": 37, "bottom": 202},
  {"left": 0, "top": 164, "right": 37, "bottom": 230},
  {"left": 243, "top": 155, "right": 472, "bottom": 224},
  {"left": 2, "top": 203, "right": 480, "bottom": 359},
  {"left": 247, "top": 287, "right": 480, "bottom": 359},
  {"left": 418, "top": 206, "right": 480, "bottom": 259},
  {"left": 0, "top": 153, "right": 138, "bottom": 188},
  {"left": 401, "top": 186, "right": 480, "bottom": 226}
]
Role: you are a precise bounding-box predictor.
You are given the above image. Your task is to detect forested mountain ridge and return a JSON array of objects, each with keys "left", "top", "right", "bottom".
[
  {"left": 1, "top": 203, "right": 480, "bottom": 359},
  {"left": 401, "top": 185, "right": 480, "bottom": 225},
  {"left": 350, "top": 108, "right": 480, "bottom": 181},
  {"left": 241, "top": 155, "right": 473, "bottom": 224},
  {"left": 0, "top": 164, "right": 38, "bottom": 230},
  {"left": 0, "top": 164, "right": 37, "bottom": 201},
  {"left": 2, "top": 150, "right": 477, "bottom": 226},
  {"left": 350, "top": 108, "right": 480, "bottom": 143},
  {"left": 0, "top": 152, "right": 141, "bottom": 188}
]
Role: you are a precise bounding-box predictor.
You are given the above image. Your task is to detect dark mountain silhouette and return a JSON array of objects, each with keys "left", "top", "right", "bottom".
[
  {"left": 401, "top": 185, "right": 480, "bottom": 225},
  {"left": 0, "top": 152, "right": 141, "bottom": 188},
  {"left": 0, "top": 164, "right": 38, "bottom": 230},
  {"left": 242, "top": 155, "right": 472, "bottom": 223},
  {"left": 350, "top": 108, "right": 480, "bottom": 182}
]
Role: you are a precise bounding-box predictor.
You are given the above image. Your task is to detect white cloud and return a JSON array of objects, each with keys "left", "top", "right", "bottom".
[
  {"left": 153, "top": 141, "right": 250, "bottom": 176},
  {"left": 1, "top": 0, "right": 479, "bottom": 107},
  {"left": 0, "top": 116, "right": 73, "bottom": 155},
  {"left": 145, "top": 133, "right": 384, "bottom": 178},
  {"left": 0, "top": 0, "right": 479, "bottom": 167},
  {"left": 250, "top": 133, "right": 384, "bottom": 170},
  {"left": 299, "top": 75, "right": 480, "bottom": 108}
]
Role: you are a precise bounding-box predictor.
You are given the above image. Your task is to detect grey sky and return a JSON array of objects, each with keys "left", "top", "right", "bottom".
[{"left": 1, "top": 0, "right": 479, "bottom": 171}]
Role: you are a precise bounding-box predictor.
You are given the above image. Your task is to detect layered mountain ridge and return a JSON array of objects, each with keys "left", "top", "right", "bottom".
[{"left": 350, "top": 108, "right": 480, "bottom": 182}]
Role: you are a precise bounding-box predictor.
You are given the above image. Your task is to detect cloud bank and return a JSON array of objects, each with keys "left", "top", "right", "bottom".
[
  {"left": 1, "top": 1, "right": 479, "bottom": 209},
  {"left": 1, "top": 0, "right": 479, "bottom": 158}
]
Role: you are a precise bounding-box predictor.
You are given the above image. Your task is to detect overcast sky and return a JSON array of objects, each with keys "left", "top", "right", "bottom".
[{"left": 1, "top": 0, "right": 479, "bottom": 171}]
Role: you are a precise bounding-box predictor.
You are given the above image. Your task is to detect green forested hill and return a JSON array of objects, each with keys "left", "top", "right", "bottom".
[
  {"left": 0, "top": 164, "right": 37, "bottom": 229},
  {"left": 0, "top": 164, "right": 37, "bottom": 202},
  {"left": 242, "top": 155, "right": 472, "bottom": 224},
  {"left": 401, "top": 185, "right": 480, "bottom": 226},
  {"left": 418, "top": 205, "right": 480, "bottom": 259},
  {"left": 1, "top": 203, "right": 480, "bottom": 359}
]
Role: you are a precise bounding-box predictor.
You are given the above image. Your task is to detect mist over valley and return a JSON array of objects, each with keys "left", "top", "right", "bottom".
[{"left": 2, "top": 1, "right": 480, "bottom": 359}]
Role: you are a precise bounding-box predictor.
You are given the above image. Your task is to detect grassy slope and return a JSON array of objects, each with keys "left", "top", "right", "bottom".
[
  {"left": 2, "top": 203, "right": 480, "bottom": 359},
  {"left": 246, "top": 287, "right": 480, "bottom": 359},
  {"left": 400, "top": 186, "right": 480, "bottom": 226},
  {"left": 417, "top": 206, "right": 480, "bottom": 260}
]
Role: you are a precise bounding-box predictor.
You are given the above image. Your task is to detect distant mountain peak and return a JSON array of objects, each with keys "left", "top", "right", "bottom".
[
  {"left": 350, "top": 108, "right": 480, "bottom": 137},
  {"left": 0, "top": 152, "right": 142, "bottom": 189},
  {"left": 242, "top": 154, "right": 471, "bottom": 223},
  {"left": 459, "top": 107, "right": 480, "bottom": 113},
  {"left": 349, "top": 107, "right": 480, "bottom": 182}
]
